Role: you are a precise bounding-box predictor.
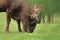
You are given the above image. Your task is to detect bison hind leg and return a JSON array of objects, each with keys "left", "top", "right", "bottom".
[{"left": 16, "top": 20, "right": 22, "bottom": 32}]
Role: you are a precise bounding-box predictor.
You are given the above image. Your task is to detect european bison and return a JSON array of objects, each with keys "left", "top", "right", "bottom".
[
  {"left": 0, "top": 0, "right": 40, "bottom": 33},
  {"left": 6, "top": 4, "right": 40, "bottom": 33}
]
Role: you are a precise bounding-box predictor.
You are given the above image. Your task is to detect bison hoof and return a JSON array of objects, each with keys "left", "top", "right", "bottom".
[
  {"left": 6, "top": 30, "right": 9, "bottom": 33},
  {"left": 18, "top": 30, "right": 22, "bottom": 32}
]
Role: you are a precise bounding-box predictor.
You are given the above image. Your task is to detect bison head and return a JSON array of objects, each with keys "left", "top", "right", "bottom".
[
  {"left": 25, "top": 5, "right": 41, "bottom": 33},
  {"left": 27, "top": 16, "right": 37, "bottom": 33}
]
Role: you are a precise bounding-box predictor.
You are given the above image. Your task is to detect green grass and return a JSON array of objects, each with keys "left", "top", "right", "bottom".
[{"left": 0, "top": 13, "right": 60, "bottom": 40}]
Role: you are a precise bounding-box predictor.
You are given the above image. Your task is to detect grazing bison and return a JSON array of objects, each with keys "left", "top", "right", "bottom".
[
  {"left": 0, "top": 0, "right": 40, "bottom": 33},
  {"left": 6, "top": 4, "right": 40, "bottom": 33}
]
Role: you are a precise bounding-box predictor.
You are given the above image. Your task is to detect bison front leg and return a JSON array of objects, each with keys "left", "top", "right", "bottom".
[
  {"left": 22, "top": 19, "right": 28, "bottom": 32},
  {"left": 16, "top": 20, "right": 22, "bottom": 32},
  {"left": 6, "top": 13, "right": 11, "bottom": 32}
]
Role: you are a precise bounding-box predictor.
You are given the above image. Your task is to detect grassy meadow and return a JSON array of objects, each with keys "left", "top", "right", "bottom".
[{"left": 0, "top": 12, "right": 60, "bottom": 40}]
